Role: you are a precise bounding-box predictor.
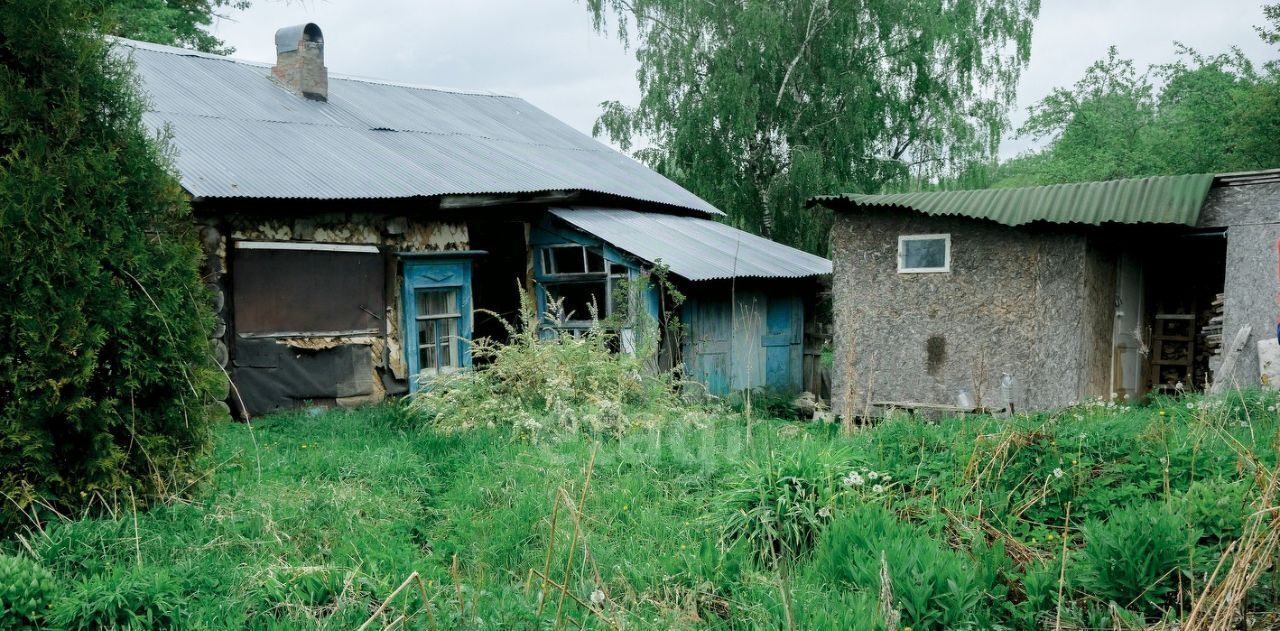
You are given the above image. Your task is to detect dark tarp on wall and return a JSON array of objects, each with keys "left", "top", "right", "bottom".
[{"left": 232, "top": 338, "right": 375, "bottom": 414}]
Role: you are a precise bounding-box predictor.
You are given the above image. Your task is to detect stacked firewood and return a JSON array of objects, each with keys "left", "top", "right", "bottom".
[{"left": 1199, "top": 293, "right": 1225, "bottom": 375}]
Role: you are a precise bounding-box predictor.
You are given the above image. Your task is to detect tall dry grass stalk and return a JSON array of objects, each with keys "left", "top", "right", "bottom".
[{"left": 1181, "top": 451, "right": 1279, "bottom": 631}]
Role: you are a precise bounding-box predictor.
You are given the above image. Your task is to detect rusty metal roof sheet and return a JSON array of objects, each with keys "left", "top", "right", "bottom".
[
  {"left": 116, "top": 38, "right": 719, "bottom": 214},
  {"left": 549, "top": 208, "right": 832, "bottom": 281},
  {"left": 811, "top": 173, "right": 1216, "bottom": 226}
]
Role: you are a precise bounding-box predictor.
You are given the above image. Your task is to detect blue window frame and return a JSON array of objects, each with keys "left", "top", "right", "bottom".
[
  {"left": 402, "top": 259, "right": 473, "bottom": 391},
  {"left": 529, "top": 222, "right": 657, "bottom": 336}
]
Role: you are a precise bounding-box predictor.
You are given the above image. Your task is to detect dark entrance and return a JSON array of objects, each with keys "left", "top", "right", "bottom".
[
  {"left": 467, "top": 219, "right": 530, "bottom": 355},
  {"left": 1143, "top": 232, "right": 1228, "bottom": 393}
]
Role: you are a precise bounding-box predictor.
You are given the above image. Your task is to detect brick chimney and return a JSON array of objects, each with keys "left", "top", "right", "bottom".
[{"left": 271, "top": 23, "right": 327, "bottom": 101}]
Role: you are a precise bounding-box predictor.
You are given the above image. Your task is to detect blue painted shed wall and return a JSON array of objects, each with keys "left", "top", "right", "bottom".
[{"left": 683, "top": 288, "right": 805, "bottom": 395}]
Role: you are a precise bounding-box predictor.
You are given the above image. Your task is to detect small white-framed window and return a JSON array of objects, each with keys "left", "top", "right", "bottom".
[{"left": 897, "top": 234, "right": 951, "bottom": 273}]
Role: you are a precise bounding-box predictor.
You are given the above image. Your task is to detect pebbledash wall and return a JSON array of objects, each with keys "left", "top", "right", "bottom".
[
  {"left": 828, "top": 180, "right": 1280, "bottom": 417},
  {"left": 196, "top": 211, "right": 469, "bottom": 416},
  {"left": 1198, "top": 182, "right": 1280, "bottom": 385},
  {"left": 828, "top": 208, "right": 1116, "bottom": 417}
]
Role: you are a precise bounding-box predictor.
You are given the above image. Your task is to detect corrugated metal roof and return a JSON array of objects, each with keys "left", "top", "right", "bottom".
[
  {"left": 812, "top": 173, "right": 1216, "bottom": 227},
  {"left": 116, "top": 38, "right": 719, "bottom": 214},
  {"left": 549, "top": 208, "right": 832, "bottom": 281}
]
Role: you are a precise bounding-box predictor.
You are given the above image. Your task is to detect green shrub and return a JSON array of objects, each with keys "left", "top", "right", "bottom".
[
  {"left": 406, "top": 291, "right": 698, "bottom": 437},
  {"left": 713, "top": 441, "right": 856, "bottom": 565},
  {"left": 1077, "top": 504, "right": 1192, "bottom": 616},
  {"left": 0, "top": 554, "right": 58, "bottom": 629},
  {"left": 50, "top": 566, "right": 185, "bottom": 630},
  {"left": 814, "top": 504, "right": 997, "bottom": 630},
  {"left": 0, "top": 0, "right": 218, "bottom": 531},
  {"left": 1181, "top": 479, "right": 1249, "bottom": 544}
]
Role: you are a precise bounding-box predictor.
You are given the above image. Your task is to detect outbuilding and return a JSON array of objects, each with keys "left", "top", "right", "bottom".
[
  {"left": 121, "top": 24, "right": 830, "bottom": 417},
  {"left": 810, "top": 171, "right": 1280, "bottom": 416}
]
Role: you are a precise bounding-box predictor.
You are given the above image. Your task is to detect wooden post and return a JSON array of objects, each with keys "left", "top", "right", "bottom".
[{"left": 1210, "top": 325, "right": 1253, "bottom": 395}]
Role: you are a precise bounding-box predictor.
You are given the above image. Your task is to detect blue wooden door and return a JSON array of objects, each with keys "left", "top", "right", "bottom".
[
  {"left": 402, "top": 259, "right": 473, "bottom": 392},
  {"left": 684, "top": 297, "right": 731, "bottom": 395},
  {"left": 763, "top": 296, "right": 803, "bottom": 392}
]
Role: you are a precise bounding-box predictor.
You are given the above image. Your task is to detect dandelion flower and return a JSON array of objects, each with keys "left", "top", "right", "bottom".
[
  {"left": 1073, "top": 414, "right": 1084, "bottom": 421},
  {"left": 1186, "top": 402, "right": 1195, "bottom": 409},
  {"left": 842, "top": 472, "right": 864, "bottom": 487},
  {"left": 872, "top": 484, "right": 885, "bottom": 494},
  {"left": 818, "top": 506, "right": 832, "bottom": 518},
  {"left": 867, "top": 471, "right": 880, "bottom": 481},
  {"left": 590, "top": 589, "right": 605, "bottom": 606},
  {"left": 1052, "top": 468, "right": 1064, "bottom": 479}
]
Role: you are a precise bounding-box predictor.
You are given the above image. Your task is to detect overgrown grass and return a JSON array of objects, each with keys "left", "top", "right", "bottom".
[{"left": 2, "top": 391, "right": 1279, "bottom": 629}]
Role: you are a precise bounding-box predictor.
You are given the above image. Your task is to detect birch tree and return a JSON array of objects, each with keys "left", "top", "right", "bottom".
[{"left": 585, "top": 0, "right": 1040, "bottom": 253}]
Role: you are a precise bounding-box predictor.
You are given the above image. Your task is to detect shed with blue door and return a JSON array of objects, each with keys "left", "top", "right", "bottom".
[{"left": 119, "top": 25, "right": 832, "bottom": 417}]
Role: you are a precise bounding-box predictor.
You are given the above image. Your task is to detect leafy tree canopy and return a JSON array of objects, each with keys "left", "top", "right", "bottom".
[
  {"left": 98, "top": 0, "right": 248, "bottom": 54},
  {"left": 982, "top": 4, "right": 1280, "bottom": 188},
  {"left": 584, "top": 0, "right": 1040, "bottom": 254}
]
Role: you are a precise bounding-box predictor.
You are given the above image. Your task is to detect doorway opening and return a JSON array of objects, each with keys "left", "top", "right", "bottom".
[{"left": 1143, "top": 232, "right": 1228, "bottom": 394}]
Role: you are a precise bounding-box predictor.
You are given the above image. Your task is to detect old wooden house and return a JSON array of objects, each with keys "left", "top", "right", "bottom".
[
  {"left": 811, "top": 171, "right": 1280, "bottom": 416},
  {"left": 120, "top": 25, "right": 830, "bottom": 416}
]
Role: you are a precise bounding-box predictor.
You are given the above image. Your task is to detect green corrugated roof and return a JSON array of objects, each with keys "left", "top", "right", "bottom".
[{"left": 812, "top": 173, "right": 1216, "bottom": 227}]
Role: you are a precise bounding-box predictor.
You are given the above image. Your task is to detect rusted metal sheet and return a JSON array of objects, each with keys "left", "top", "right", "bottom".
[{"left": 231, "top": 244, "right": 385, "bottom": 335}]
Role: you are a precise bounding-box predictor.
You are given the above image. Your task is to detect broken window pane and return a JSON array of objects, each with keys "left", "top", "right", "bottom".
[
  {"left": 548, "top": 245, "right": 587, "bottom": 274},
  {"left": 545, "top": 281, "right": 607, "bottom": 323}
]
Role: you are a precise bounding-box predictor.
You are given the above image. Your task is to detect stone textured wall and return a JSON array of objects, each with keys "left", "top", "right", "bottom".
[
  {"left": 1198, "top": 182, "right": 1280, "bottom": 386},
  {"left": 829, "top": 208, "right": 1104, "bottom": 416}
]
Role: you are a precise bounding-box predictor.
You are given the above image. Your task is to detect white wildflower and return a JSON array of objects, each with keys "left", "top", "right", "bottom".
[
  {"left": 1186, "top": 402, "right": 1195, "bottom": 410},
  {"left": 818, "top": 506, "right": 832, "bottom": 518},
  {"left": 843, "top": 472, "right": 864, "bottom": 487},
  {"left": 1077, "top": 432, "right": 1087, "bottom": 440},
  {"left": 1267, "top": 405, "right": 1276, "bottom": 412},
  {"left": 867, "top": 470, "right": 880, "bottom": 481},
  {"left": 1052, "top": 467, "right": 1064, "bottom": 479},
  {"left": 590, "top": 589, "right": 605, "bottom": 606},
  {"left": 1073, "top": 414, "right": 1084, "bottom": 421},
  {"left": 872, "top": 484, "right": 885, "bottom": 494}
]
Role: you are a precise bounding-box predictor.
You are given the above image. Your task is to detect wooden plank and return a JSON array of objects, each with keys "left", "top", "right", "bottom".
[{"left": 1209, "top": 325, "right": 1253, "bottom": 395}]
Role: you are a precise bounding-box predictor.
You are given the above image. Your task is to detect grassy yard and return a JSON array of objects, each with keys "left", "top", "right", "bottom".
[{"left": 3, "top": 392, "right": 1280, "bottom": 629}]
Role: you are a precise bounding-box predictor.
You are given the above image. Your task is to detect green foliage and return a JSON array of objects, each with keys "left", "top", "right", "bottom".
[
  {"left": 0, "top": 392, "right": 1275, "bottom": 628},
  {"left": 1181, "top": 479, "right": 1250, "bottom": 545},
  {"left": 97, "top": 0, "right": 249, "bottom": 54},
  {"left": 814, "top": 505, "right": 998, "bottom": 630},
  {"left": 0, "top": 554, "right": 58, "bottom": 630},
  {"left": 712, "top": 440, "right": 855, "bottom": 564},
  {"left": 985, "top": 21, "right": 1280, "bottom": 187},
  {"left": 406, "top": 291, "right": 700, "bottom": 437},
  {"left": 1077, "top": 505, "right": 1192, "bottom": 616},
  {"left": 50, "top": 565, "right": 185, "bottom": 630},
  {"left": 0, "top": 0, "right": 218, "bottom": 531},
  {"left": 584, "top": 0, "right": 1040, "bottom": 254}
]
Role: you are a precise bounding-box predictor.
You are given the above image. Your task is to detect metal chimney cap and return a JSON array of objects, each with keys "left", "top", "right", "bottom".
[{"left": 274, "top": 23, "right": 323, "bottom": 54}]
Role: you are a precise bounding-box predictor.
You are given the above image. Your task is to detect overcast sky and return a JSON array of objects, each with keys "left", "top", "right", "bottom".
[{"left": 210, "top": 0, "right": 1276, "bottom": 160}]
